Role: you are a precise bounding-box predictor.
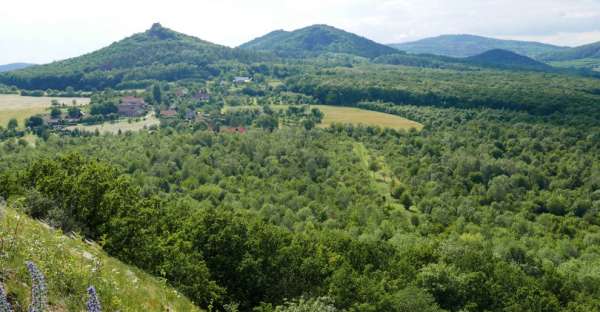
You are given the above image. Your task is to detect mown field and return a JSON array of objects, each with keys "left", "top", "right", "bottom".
[
  {"left": 0, "top": 94, "right": 90, "bottom": 127},
  {"left": 312, "top": 105, "right": 423, "bottom": 130},
  {"left": 225, "top": 104, "right": 423, "bottom": 130},
  {"left": 65, "top": 113, "right": 160, "bottom": 134}
]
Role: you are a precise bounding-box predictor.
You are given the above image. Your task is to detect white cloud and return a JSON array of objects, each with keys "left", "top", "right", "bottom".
[{"left": 1, "top": 0, "right": 599, "bottom": 64}]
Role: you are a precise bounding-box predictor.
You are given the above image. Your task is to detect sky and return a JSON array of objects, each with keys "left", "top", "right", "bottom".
[{"left": 2, "top": 0, "right": 600, "bottom": 64}]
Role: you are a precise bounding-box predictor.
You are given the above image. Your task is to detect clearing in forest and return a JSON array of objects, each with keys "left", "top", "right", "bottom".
[
  {"left": 0, "top": 94, "right": 90, "bottom": 127},
  {"left": 224, "top": 104, "right": 423, "bottom": 131},
  {"left": 65, "top": 113, "right": 160, "bottom": 134},
  {"left": 312, "top": 105, "right": 423, "bottom": 130}
]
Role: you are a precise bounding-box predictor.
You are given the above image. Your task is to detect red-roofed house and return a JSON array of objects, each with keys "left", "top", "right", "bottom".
[{"left": 118, "top": 96, "right": 147, "bottom": 117}]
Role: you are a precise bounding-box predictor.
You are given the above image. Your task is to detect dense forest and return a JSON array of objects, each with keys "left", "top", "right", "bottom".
[{"left": 2, "top": 101, "right": 600, "bottom": 311}]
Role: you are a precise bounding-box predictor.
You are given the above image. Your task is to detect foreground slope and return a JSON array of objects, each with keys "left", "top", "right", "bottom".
[
  {"left": 240, "top": 24, "right": 398, "bottom": 58},
  {"left": 0, "top": 23, "right": 256, "bottom": 90},
  {"left": 390, "top": 34, "right": 567, "bottom": 58},
  {"left": 0, "top": 206, "right": 200, "bottom": 311}
]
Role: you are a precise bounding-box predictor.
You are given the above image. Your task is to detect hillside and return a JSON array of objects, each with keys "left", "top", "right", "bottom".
[
  {"left": 0, "top": 63, "right": 35, "bottom": 73},
  {"left": 239, "top": 24, "right": 398, "bottom": 58},
  {"left": 0, "top": 23, "right": 258, "bottom": 90},
  {"left": 389, "top": 34, "right": 567, "bottom": 58},
  {"left": 0, "top": 206, "right": 200, "bottom": 311},
  {"left": 465, "top": 49, "right": 553, "bottom": 71},
  {"left": 541, "top": 41, "right": 600, "bottom": 61}
]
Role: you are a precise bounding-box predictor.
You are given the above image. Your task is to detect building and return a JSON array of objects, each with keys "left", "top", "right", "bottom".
[
  {"left": 160, "top": 109, "right": 178, "bottom": 118},
  {"left": 118, "top": 96, "right": 147, "bottom": 117},
  {"left": 185, "top": 110, "right": 197, "bottom": 120},
  {"left": 233, "top": 77, "right": 252, "bottom": 84},
  {"left": 193, "top": 90, "right": 210, "bottom": 102},
  {"left": 222, "top": 127, "right": 247, "bottom": 134}
]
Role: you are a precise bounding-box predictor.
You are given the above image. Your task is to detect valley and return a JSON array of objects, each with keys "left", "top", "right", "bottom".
[{"left": 0, "top": 16, "right": 599, "bottom": 312}]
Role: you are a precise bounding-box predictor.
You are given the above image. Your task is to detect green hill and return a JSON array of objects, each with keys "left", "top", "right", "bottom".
[
  {"left": 465, "top": 49, "right": 553, "bottom": 71},
  {"left": 389, "top": 34, "right": 567, "bottom": 58},
  {"left": 0, "top": 206, "right": 200, "bottom": 311},
  {"left": 0, "top": 23, "right": 258, "bottom": 90},
  {"left": 541, "top": 41, "right": 600, "bottom": 61},
  {"left": 239, "top": 24, "right": 398, "bottom": 58},
  {"left": 0, "top": 63, "right": 35, "bottom": 73}
]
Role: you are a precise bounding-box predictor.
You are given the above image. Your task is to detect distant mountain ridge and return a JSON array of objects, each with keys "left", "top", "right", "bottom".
[
  {"left": 389, "top": 34, "right": 567, "bottom": 58},
  {"left": 240, "top": 24, "right": 398, "bottom": 58},
  {"left": 541, "top": 41, "right": 600, "bottom": 61},
  {"left": 0, "top": 62, "right": 35, "bottom": 73},
  {"left": 0, "top": 23, "right": 259, "bottom": 90}
]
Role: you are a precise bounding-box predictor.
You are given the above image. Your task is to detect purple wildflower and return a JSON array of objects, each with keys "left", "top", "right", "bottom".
[
  {"left": 86, "top": 286, "right": 101, "bottom": 312},
  {"left": 0, "top": 284, "right": 13, "bottom": 312},
  {"left": 25, "top": 261, "right": 47, "bottom": 312}
]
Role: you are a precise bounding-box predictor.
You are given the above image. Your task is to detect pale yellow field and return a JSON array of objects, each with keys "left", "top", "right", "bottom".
[
  {"left": 66, "top": 113, "right": 160, "bottom": 134},
  {"left": 225, "top": 104, "right": 423, "bottom": 130},
  {"left": 312, "top": 105, "right": 423, "bottom": 131},
  {"left": 0, "top": 94, "right": 90, "bottom": 127}
]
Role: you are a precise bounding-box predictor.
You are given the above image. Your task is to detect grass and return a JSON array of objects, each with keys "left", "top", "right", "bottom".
[
  {"left": 0, "top": 94, "right": 90, "bottom": 128},
  {"left": 0, "top": 205, "right": 201, "bottom": 311},
  {"left": 224, "top": 104, "right": 423, "bottom": 131},
  {"left": 65, "top": 113, "right": 160, "bottom": 134},
  {"left": 312, "top": 105, "right": 423, "bottom": 130}
]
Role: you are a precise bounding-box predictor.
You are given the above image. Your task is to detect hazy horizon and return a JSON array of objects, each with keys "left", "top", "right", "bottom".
[{"left": 2, "top": 0, "right": 600, "bottom": 64}]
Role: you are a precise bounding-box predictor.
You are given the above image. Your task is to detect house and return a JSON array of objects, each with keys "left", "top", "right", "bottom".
[
  {"left": 118, "top": 96, "right": 147, "bottom": 117},
  {"left": 222, "top": 127, "right": 247, "bottom": 134},
  {"left": 233, "top": 77, "right": 252, "bottom": 84},
  {"left": 175, "top": 88, "right": 189, "bottom": 97},
  {"left": 160, "top": 109, "right": 178, "bottom": 118},
  {"left": 193, "top": 90, "right": 210, "bottom": 102},
  {"left": 185, "top": 110, "right": 197, "bottom": 120}
]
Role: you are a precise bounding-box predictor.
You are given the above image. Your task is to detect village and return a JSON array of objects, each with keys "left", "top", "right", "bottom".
[{"left": 37, "top": 76, "right": 256, "bottom": 134}]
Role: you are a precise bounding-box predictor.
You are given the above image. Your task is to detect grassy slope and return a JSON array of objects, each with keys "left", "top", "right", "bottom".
[{"left": 0, "top": 206, "right": 200, "bottom": 312}]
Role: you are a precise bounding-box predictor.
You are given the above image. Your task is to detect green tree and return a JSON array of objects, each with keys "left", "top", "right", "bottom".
[
  {"left": 7, "top": 118, "right": 18, "bottom": 130},
  {"left": 153, "top": 84, "right": 163, "bottom": 104}
]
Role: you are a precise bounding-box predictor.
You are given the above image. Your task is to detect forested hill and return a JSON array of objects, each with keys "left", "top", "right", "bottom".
[
  {"left": 541, "top": 41, "right": 600, "bottom": 61},
  {"left": 0, "top": 23, "right": 260, "bottom": 90},
  {"left": 466, "top": 49, "right": 553, "bottom": 71},
  {"left": 239, "top": 24, "right": 399, "bottom": 58},
  {"left": 389, "top": 34, "right": 567, "bottom": 58}
]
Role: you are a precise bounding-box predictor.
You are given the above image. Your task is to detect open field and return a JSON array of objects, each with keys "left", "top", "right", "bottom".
[
  {"left": 224, "top": 104, "right": 423, "bottom": 130},
  {"left": 0, "top": 94, "right": 90, "bottom": 127},
  {"left": 66, "top": 113, "right": 160, "bottom": 134},
  {"left": 312, "top": 105, "right": 423, "bottom": 130}
]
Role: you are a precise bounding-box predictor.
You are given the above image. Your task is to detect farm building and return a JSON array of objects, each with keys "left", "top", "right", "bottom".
[{"left": 118, "top": 96, "right": 147, "bottom": 117}]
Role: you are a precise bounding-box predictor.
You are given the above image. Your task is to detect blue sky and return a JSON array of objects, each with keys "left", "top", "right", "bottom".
[{"left": 1, "top": 0, "right": 600, "bottom": 64}]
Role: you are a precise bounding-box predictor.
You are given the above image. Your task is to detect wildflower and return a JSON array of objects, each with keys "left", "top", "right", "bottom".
[
  {"left": 0, "top": 284, "right": 13, "bottom": 312},
  {"left": 25, "top": 261, "right": 47, "bottom": 312},
  {"left": 86, "top": 286, "right": 101, "bottom": 312}
]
